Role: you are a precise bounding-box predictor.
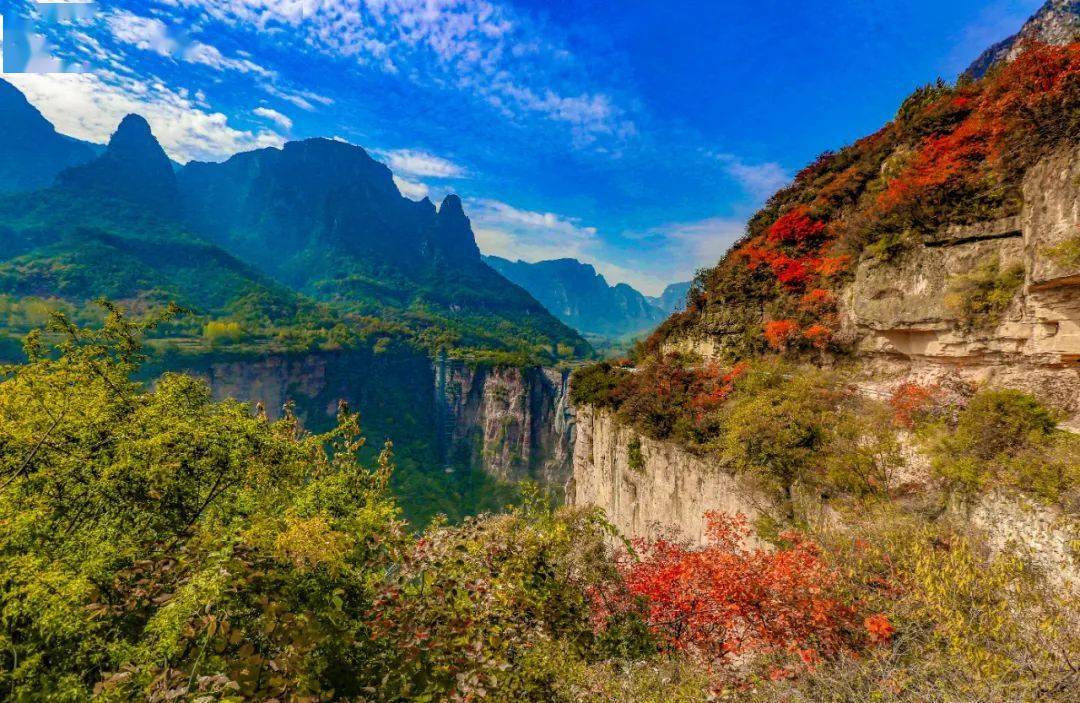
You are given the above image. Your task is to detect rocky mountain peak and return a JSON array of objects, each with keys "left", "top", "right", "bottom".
[
  {"left": 431, "top": 194, "right": 481, "bottom": 263},
  {"left": 964, "top": 0, "right": 1079, "bottom": 78},
  {"left": 58, "top": 113, "right": 177, "bottom": 208}
]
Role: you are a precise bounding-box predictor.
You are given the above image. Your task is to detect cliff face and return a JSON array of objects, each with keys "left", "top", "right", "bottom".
[
  {"left": 847, "top": 146, "right": 1080, "bottom": 423},
  {"left": 169, "top": 347, "right": 575, "bottom": 490},
  {"left": 435, "top": 356, "right": 575, "bottom": 487},
  {"left": 571, "top": 149, "right": 1080, "bottom": 551},
  {"left": 569, "top": 406, "right": 760, "bottom": 544}
]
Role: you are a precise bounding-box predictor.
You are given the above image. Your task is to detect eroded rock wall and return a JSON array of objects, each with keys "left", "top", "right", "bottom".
[
  {"left": 435, "top": 358, "right": 575, "bottom": 486},
  {"left": 569, "top": 406, "right": 760, "bottom": 544},
  {"left": 847, "top": 146, "right": 1080, "bottom": 420}
]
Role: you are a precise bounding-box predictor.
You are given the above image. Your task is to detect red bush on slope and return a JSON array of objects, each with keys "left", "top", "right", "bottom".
[{"left": 588, "top": 513, "right": 890, "bottom": 683}]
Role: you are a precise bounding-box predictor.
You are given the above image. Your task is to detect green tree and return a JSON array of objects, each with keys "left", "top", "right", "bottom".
[{"left": 0, "top": 304, "right": 406, "bottom": 701}]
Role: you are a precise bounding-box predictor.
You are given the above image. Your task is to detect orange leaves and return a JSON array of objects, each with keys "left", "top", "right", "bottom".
[
  {"left": 864, "top": 614, "right": 895, "bottom": 644},
  {"left": 888, "top": 382, "right": 939, "bottom": 429},
  {"left": 591, "top": 512, "right": 860, "bottom": 675},
  {"left": 878, "top": 117, "right": 993, "bottom": 214},
  {"left": 768, "top": 205, "right": 827, "bottom": 245},
  {"left": 764, "top": 319, "right": 799, "bottom": 351},
  {"left": 803, "top": 324, "right": 832, "bottom": 350},
  {"left": 800, "top": 288, "right": 836, "bottom": 311}
]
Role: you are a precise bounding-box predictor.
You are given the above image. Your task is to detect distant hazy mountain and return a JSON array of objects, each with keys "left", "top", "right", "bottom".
[
  {"left": 483, "top": 256, "right": 669, "bottom": 339},
  {"left": 965, "top": 0, "right": 1079, "bottom": 79},
  {"left": 0, "top": 78, "right": 97, "bottom": 194},
  {"left": 648, "top": 281, "right": 692, "bottom": 315}
]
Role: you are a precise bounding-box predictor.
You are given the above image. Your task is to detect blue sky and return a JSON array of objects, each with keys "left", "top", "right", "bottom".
[{"left": 0, "top": 0, "right": 1045, "bottom": 294}]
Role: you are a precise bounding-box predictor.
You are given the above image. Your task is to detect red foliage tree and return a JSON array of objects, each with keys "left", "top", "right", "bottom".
[
  {"left": 768, "top": 205, "right": 827, "bottom": 245},
  {"left": 590, "top": 513, "right": 860, "bottom": 676},
  {"left": 888, "top": 382, "right": 940, "bottom": 429},
  {"left": 764, "top": 319, "right": 800, "bottom": 350}
]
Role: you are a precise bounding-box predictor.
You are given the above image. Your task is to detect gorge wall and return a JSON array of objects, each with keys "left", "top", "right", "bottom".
[
  {"left": 569, "top": 406, "right": 761, "bottom": 544},
  {"left": 570, "top": 148, "right": 1080, "bottom": 566},
  {"left": 168, "top": 347, "right": 575, "bottom": 490}
]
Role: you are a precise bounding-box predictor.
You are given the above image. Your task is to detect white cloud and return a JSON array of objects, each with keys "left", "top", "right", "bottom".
[
  {"left": 393, "top": 174, "right": 429, "bottom": 200},
  {"left": 471, "top": 198, "right": 595, "bottom": 259},
  {"left": 153, "top": 0, "right": 629, "bottom": 139},
  {"left": 662, "top": 217, "right": 747, "bottom": 270},
  {"left": 106, "top": 10, "right": 177, "bottom": 56},
  {"left": 5, "top": 71, "right": 285, "bottom": 162},
  {"left": 253, "top": 105, "right": 292, "bottom": 130},
  {"left": 183, "top": 41, "right": 275, "bottom": 77},
  {"left": 715, "top": 154, "right": 790, "bottom": 202},
  {"left": 262, "top": 83, "right": 334, "bottom": 111},
  {"left": 376, "top": 148, "right": 465, "bottom": 178}
]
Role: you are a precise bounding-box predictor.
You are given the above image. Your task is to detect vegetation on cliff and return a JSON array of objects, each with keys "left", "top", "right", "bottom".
[{"left": 644, "top": 42, "right": 1079, "bottom": 359}]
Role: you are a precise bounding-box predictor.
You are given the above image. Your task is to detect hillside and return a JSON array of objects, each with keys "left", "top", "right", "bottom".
[
  {"left": 565, "top": 11, "right": 1080, "bottom": 699},
  {"left": 0, "top": 79, "right": 97, "bottom": 194},
  {"left": 484, "top": 255, "right": 668, "bottom": 339}
]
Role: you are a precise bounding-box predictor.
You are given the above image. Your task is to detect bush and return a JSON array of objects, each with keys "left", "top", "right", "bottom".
[
  {"left": 944, "top": 258, "right": 1025, "bottom": 330},
  {"left": 627, "top": 438, "right": 646, "bottom": 472},
  {"left": 929, "top": 388, "right": 1079, "bottom": 503},
  {"left": 570, "top": 361, "right": 629, "bottom": 408}
]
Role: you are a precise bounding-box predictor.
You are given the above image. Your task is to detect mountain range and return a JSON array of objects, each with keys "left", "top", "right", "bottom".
[
  {"left": 0, "top": 81, "right": 593, "bottom": 364},
  {"left": 483, "top": 256, "right": 688, "bottom": 340}
]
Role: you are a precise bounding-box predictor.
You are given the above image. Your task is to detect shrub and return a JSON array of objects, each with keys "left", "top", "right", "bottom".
[
  {"left": 570, "top": 361, "right": 629, "bottom": 407},
  {"left": 1048, "top": 231, "right": 1080, "bottom": 269},
  {"left": 929, "top": 388, "right": 1078, "bottom": 503},
  {"left": 747, "top": 510, "right": 1080, "bottom": 703},
  {"left": 944, "top": 258, "right": 1025, "bottom": 330},
  {"left": 589, "top": 513, "right": 863, "bottom": 685},
  {"left": 627, "top": 438, "right": 646, "bottom": 472},
  {"left": 202, "top": 318, "right": 244, "bottom": 343}
]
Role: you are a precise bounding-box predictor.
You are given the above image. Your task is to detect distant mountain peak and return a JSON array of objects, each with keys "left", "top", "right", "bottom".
[
  {"left": 438, "top": 194, "right": 466, "bottom": 219},
  {"left": 59, "top": 113, "right": 177, "bottom": 208},
  {"left": 484, "top": 255, "right": 669, "bottom": 339},
  {"left": 964, "top": 0, "right": 1079, "bottom": 79},
  {"left": 0, "top": 78, "right": 97, "bottom": 194}
]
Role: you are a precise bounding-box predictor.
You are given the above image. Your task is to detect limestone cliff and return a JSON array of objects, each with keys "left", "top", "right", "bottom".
[
  {"left": 569, "top": 406, "right": 760, "bottom": 544},
  {"left": 435, "top": 356, "right": 575, "bottom": 487},
  {"left": 846, "top": 146, "right": 1080, "bottom": 423},
  {"left": 166, "top": 347, "right": 575, "bottom": 489}
]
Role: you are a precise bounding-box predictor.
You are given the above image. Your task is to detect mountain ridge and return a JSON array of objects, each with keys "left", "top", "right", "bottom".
[
  {"left": 483, "top": 255, "right": 670, "bottom": 340},
  {"left": 0, "top": 78, "right": 98, "bottom": 194}
]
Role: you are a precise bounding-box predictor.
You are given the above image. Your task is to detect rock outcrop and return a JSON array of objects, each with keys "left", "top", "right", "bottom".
[
  {"left": 848, "top": 146, "right": 1080, "bottom": 422},
  {"left": 569, "top": 406, "right": 760, "bottom": 543}
]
